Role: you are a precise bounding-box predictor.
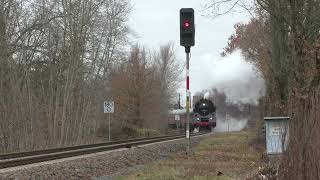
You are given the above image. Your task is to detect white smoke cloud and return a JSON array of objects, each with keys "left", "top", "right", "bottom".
[
  {"left": 190, "top": 50, "right": 265, "bottom": 105},
  {"left": 214, "top": 118, "right": 248, "bottom": 132},
  {"left": 204, "top": 92, "right": 210, "bottom": 99}
]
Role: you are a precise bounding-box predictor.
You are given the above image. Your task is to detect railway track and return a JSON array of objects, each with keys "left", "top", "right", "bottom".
[{"left": 0, "top": 133, "right": 207, "bottom": 169}]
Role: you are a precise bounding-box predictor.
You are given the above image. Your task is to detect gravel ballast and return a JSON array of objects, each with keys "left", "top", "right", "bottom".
[{"left": 0, "top": 133, "right": 212, "bottom": 180}]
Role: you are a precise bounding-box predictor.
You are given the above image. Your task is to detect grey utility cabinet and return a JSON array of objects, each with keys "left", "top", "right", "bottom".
[{"left": 264, "top": 117, "right": 290, "bottom": 155}]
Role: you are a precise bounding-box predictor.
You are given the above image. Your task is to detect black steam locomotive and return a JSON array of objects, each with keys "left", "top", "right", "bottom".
[{"left": 191, "top": 98, "right": 216, "bottom": 131}]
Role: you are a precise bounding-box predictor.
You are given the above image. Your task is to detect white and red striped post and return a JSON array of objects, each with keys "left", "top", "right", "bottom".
[{"left": 185, "top": 46, "right": 191, "bottom": 154}]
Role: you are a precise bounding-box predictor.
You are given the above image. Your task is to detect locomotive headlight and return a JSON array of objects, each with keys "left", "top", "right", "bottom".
[
  {"left": 210, "top": 117, "right": 213, "bottom": 120},
  {"left": 197, "top": 118, "right": 200, "bottom": 121}
]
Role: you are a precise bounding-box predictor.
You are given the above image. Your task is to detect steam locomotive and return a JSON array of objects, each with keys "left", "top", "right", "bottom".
[{"left": 191, "top": 98, "right": 216, "bottom": 131}]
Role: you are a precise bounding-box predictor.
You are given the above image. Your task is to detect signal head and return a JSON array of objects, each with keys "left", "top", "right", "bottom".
[{"left": 180, "top": 8, "right": 195, "bottom": 47}]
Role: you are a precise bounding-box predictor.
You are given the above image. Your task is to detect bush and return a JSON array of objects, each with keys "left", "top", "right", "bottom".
[
  {"left": 135, "top": 128, "right": 161, "bottom": 137},
  {"left": 112, "top": 126, "right": 162, "bottom": 140}
]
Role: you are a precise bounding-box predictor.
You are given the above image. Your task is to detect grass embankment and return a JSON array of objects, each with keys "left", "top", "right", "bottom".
[{"left": 117, "top": 131, "right": 262, "bottom": 180}]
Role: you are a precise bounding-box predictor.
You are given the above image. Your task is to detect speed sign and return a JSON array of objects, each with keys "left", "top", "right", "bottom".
[{"left": 104, "top": 101, "right": 114, "bottom": 113}]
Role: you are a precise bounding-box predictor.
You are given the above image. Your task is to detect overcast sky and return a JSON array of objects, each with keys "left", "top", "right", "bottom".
[{"left": 129, "top": 0, "right": 265, "bottom": 104}]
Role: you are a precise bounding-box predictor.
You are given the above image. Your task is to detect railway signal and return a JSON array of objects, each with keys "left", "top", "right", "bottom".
[
  {"left": 180, "top": 8, "right": 195, "bottom": 154},
  {"left": 180, "top": 8, "right": 195, "bottom": 48}
]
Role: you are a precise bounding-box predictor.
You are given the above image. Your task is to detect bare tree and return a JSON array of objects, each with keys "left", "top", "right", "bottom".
[
  {"left": 111, "top": 46, "right": 160, "bottom": 133},
  {"left": 109, "top": 43, "right": 182, "bottom": 137},
  {"left": 0, "top": 0, "right": 132, "bottom": 153},
  {"left": 201, "top": 0, "right": 256, "bottom": 18},
  {"left": 0, "top": 0, "right": 183, "bottom": 153},
  {"left": 206, "top": 0, "right": 320, "bottom": 178},
  {"left": 153, "top": 43, "right": 183, "bottom": 128}
]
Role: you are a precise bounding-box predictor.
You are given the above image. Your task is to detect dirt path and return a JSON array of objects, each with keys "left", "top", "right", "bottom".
[{"left": 116, "top": 131, "right": 264, "bottom": 180}]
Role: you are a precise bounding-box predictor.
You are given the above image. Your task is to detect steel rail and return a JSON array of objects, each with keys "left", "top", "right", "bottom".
[
  {"left": 0, "top": 133, "right": 207, "bottom": 169},
  {"left": 0, "top": 134, "right": 181, "bottom": 160}
]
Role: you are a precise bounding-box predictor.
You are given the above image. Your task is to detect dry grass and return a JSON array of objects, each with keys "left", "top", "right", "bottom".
[{"left": 117, "top": 131, "right": 263, "bottom": 180}]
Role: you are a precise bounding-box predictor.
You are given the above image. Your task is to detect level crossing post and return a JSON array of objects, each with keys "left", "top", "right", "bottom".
[{"left": 185, "top": 46, "right": 191, "bottom": 154}]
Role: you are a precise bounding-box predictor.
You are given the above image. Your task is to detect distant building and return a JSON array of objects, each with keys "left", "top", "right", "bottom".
[
  {"left": 167, "top": 108, "right": 193, "bottom": 128},
  {"left": 168, "top": 103, "right": 183, "bottom": 110}
]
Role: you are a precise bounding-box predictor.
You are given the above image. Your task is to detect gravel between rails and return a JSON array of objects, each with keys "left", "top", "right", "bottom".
[{"left": 0, "top": 133, "right": 212, "bottom": 180}]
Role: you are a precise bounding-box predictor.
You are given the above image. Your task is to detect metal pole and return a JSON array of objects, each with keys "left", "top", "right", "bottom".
[
  {"left": 108, "top": 114, "right": 111, "bottom": 141},
  {"left": 227, "top": 114, "right": 230, "bottom": 132},
  {"left": 226, "top": 114, "right": 228, "bottom": 132},
  {"left": 228, "top": 117, "right": 229, "bottom": 132},
  {"left": 185, "top": 47, "right": 190, "bottom": 154}
]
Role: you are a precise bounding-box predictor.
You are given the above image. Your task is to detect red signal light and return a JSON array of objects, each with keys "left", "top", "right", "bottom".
[{"left": 183, "top": 20, "right": 190, "bottom": 28}]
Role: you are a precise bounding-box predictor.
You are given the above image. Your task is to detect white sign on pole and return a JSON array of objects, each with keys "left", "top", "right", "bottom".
[
  {"left": 175, "top": 115, "right": 180, "bottom": 121},
  {"left": 104, "top": 101, "right": 114, "bottom": 113}
]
